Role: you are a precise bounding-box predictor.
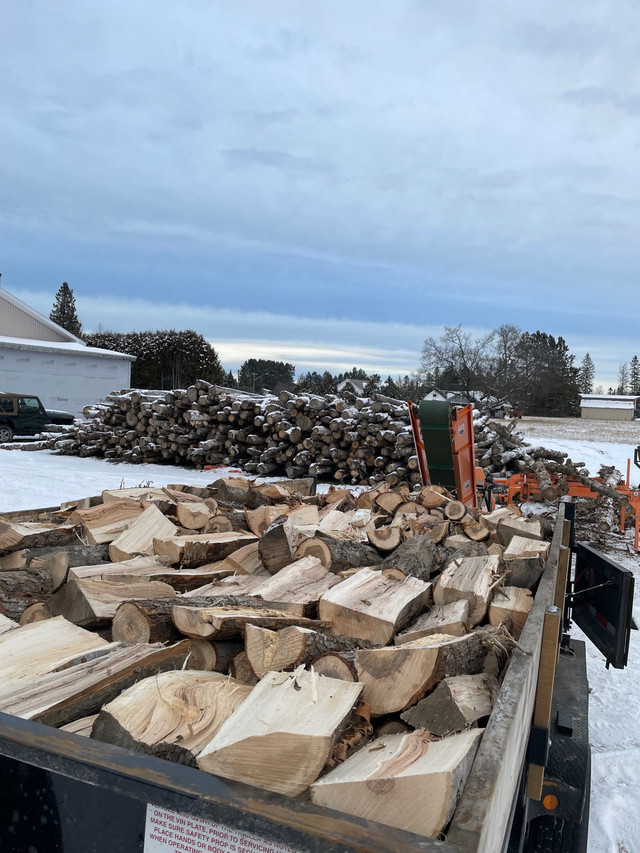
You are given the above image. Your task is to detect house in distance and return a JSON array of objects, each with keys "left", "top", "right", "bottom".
[
  {"left": 0, "top": 287, "right": 134, "bottom": 417},
  {"left": 580, "top": 394, "right": 640, "bottom": 421}
]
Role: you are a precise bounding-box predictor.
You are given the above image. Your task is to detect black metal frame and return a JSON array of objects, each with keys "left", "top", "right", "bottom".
[{"left": 572, "top": 543, "right": 634, "bottom": 669}]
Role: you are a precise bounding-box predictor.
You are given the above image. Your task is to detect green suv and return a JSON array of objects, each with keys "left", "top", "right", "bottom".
[{"left": 0, "top": 393, "right": 75, "bottom": 442}]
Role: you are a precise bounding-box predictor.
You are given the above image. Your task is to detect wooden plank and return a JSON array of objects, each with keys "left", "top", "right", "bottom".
[
  {"left": 526, "top": 605, "right": 562, "bottom": 800},
  {"left": 447, "top": 505, "right": 564, "bottom": 853},
  {"left": 554, "top": 545, "right": 571, "bottom": 613}
]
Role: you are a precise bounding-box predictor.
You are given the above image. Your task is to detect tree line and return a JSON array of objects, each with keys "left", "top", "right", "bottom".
[{"left": 51, "top": 282, "right": 621, "bottom": 415}]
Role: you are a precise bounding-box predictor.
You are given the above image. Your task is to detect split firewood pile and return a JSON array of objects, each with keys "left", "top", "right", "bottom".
[{"left": 0, "top": 476, "right": 551, "bottom": 839}]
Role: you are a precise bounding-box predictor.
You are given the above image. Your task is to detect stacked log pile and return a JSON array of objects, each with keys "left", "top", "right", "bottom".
[
  {"left": 0, "top": 476, "right": 551, "bottom": 840},
  {"left": 48, "top": 383, "right": 418, "bottom": 487},
  {"left": 39, "top": 382, "right": 628, "bottom": 513}
]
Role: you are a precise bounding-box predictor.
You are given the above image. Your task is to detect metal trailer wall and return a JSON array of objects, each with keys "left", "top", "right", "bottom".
[
  {"left": 581, "top": 407, "right": 634, "bottom": 421},
  {"left": 0, "top": 342, "right": 133, "bottom": 417}
]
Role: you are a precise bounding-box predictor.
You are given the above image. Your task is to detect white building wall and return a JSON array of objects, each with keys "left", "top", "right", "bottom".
[{"left": 0, "top": 344, "right": 132, "bottom": 416}]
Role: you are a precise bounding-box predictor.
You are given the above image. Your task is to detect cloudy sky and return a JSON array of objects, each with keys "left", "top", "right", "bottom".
[{"left": 2, "top": 1, "right": 639, "bottom": 387}]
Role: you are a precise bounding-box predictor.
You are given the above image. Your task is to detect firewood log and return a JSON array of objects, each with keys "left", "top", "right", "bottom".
[
  {"left": 312, "top": 651, "right": 359, "bottom": 681},
  {"left": 379, "top": 535, "right": 441, "bottom": 582},
  {"left": 68, "top": 500, "right": 145, "bottom": 544},
  {"left": 91, "top": 670, "right": 252, "bottom": 766},
  {"left": 112, "top": 595, "right": 267, "bottom": 644},
  {"left": 244, "top": 624, "right": 370, "bottom": 678},
  {"left": 374, "top": 492, "right": 406, "bottom": 514},
  {"left": 0, "top": 641, "right": 190, "bottom": 727},
  {"left": 444, "top": 501, "right": 467, "bottom": 521},
  {"left": 186, "top": 639, "right": 244, "bottom": 673},
  {"left": 248, "top": 556, "right": 341, "bottom": 616},
  {"left": 258, "top": 519, "right": 294, "bottom": 574},
  {"left": 296, "top": 532, "right": 381, "bottom": 573},
  {"left": 60, "top": 714, "right": 98, "bottom": 737},
  {"left": 461, "top": 514, "right": 490, "bottom": 542},
  {"left": 417, "top": 486, "right": 448, "bottom": 508},
  {"left": 109, "top": 505, "right": 179, "bottom": 562},
  {"left": 227, "top": 650, "right": 259, "bottom": 685},
  {"left": 394, "top": 600, "right": 470, "bottom": 644},
  {"left": 433, "top": 555, "right": 502, "bottom": 627},
  {"left": 175, "top": 500, "right": 213, "bottom": 530},
  {"left": 215, "top": 542, "right": 265, "bottom": 575},
  {"left": 401, "top": 673, "right": 498, "bottom": 734},
  {"left": 244, "top": 505, "right": 290, "bottom": 538},
  {"left": 0, "top": 567, "right": 56, "bottom": 620},
  {"left": 197, "top": 668, "right": 364, "bottom": 796},
  {"left": 531, "top": 460, "right": 559, "bottom": 501},
  {"left": 496, "top": 515, "right": 544, "bottom": 546},
  {"left": 48, "top": 578, "right": 176, "bottom": 628},
  {"left": 355, "top": 630, "right": 490, "bottom": 715},
  {"left": 0, "top": 521, "right": 80, "bottom": 554},
  {"left": 366, "top": 525, "right": 404, "bottom": 552},
  {"left": 18, "top": 602, "right": 51, "bottom": 625},
  {"left": 0, "top": 615, "right": 110, "bottom": 685},
  {"left": 502, "top": 536, "right": 550, "bottom": 588},
  {"left": 172, "top": 604, "right": 325, "bottom": 640},
  {"left": 318, "top": 567, "right": 431, "bottom": 645},
  {"left": 310, "top": 728, "right": 483, "bottom": 838},
  {"left": 489, "top": 586, "right": 533, "bottom": 638},
  {"left": 153, "top": 531, "right": 258, "bottom": 567}
]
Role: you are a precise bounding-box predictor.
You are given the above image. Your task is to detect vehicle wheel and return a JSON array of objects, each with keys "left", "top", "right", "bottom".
[
  {"left": 0, "top": 425, "right": 14, "bottom": 443},
  {"left": 525, "top": 772, "right": 590, "bottom": 853}
]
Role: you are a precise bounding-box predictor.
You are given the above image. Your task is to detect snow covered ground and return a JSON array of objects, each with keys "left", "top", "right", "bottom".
[
  {"left": 519, "top": 418, "right": 640, "bottom": 853},
  {"left": 1, "top": 418, "right": 639, "bottom": 852}
]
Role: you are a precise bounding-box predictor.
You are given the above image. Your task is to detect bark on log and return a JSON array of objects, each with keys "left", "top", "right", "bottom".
[
  {"left": 296, "top": 532, "right": 382, "bottom": 573},
  {"left": 355, "top": 630, "right": 490, "bottom": 715}
]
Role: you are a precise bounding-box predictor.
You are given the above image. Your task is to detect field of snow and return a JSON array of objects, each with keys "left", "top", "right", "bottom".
[{"left": 1, "top": 417, "right": 639, "bottom": 852}]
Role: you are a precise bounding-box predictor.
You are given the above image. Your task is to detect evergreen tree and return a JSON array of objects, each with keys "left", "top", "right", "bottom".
[
  {"left": 630, "top": 356, "right": 640, "bottom": 395},
  {"left": 514, "top": 332, "right": 579, "bottom": 416},
  {"left": 363, "top": 374, "right": 381, "bottom": 395},
  {"left": 577, "top": 353, "right": 595, "bottom": 394},
  {"left": 238, "top": 359, "right": 295, "bottom": 394},
  {"left": 224, "top": 370, "right": 237, "bottom": 389},
  {"left": 380, "top": 375, "right": 401, "bottom": 398},
  {"left": 50, "top": 282, "right": 82, "bottom": 336},
  {"left": 296, "top": 371, "right": 325, "bottom": 394},
  {"left": 84, "top": 329, "right": 224, "bottom": 389}
]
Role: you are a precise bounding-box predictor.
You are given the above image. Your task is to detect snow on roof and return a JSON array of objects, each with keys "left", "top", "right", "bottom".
[
  {"left": 580, "top": 394, "right": 640, "bottom": 401},
  {"left": 580, "top": 395, "right": 638, "bottom": 410},
  {"left": 0, "top": 335, "right": 135, "bottom": 361}
]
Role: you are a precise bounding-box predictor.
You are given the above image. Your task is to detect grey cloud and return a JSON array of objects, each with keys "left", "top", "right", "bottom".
[
  {"left": 561, "top": 86, "right": 616, "bottom": 107},
  {"left": 246, "top": 29, "right": 312, "bottom": 62},
  {"left": 562, "top": 85, "right": 640, "bottom": 117},
  {"left": 236, "top": 109, "right": 300, "bottom": 127},
  {"left": 517, "top": 21, "right": 605, "bottom": 59},
  {"left": 223, "top": 148, "right": 331, "bottom": 174}
]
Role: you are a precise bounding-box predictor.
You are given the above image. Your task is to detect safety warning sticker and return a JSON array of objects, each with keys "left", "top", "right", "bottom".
[{"left": 144, "top": 804, "right": 298, "bottom": 853}]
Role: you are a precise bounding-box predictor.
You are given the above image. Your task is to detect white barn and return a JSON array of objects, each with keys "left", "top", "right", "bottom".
[
  {"left": 0, "top": 287, "right": 134, "bottom": 417},
  {"left": 580, "top": 394, "right": 640, "bottom": 421}
]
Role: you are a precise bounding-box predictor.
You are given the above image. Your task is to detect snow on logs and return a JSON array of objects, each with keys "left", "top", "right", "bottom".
[{"left": 0, "top": 477, "right": 556, "bottom": 840}]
